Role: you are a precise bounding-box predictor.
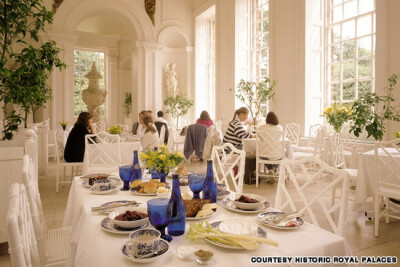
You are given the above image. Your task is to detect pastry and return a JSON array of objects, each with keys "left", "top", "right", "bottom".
[
  {"left": 130, "top": 179, "right": 142, "bottom": 189},
  {"left": 183, "top": 199, "right": 211, "bottom": 217}
]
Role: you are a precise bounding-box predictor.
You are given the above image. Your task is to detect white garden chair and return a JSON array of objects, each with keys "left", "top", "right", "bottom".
[
  {"left": 294, "top": 123, "right": 322, "bottom": 153},
  {"left": 22, "top": 155, "right": 74, "bottom": 265},
  {"left": 284, "top": 122, "right": 300, "bottom": 147},
  {"left": 84, "top": 132, "right": 121, "bottom": 174},
  {"left": 211, "top": 143, "right": 246, "bottom": 194},
  {"left": 275, "top": 157, "right": 349, "bottom": 236},
  {"left": 255, "top": 127, "right": 285, "bottom": 188},
  {"left": 374, "top": 139, "right": 400, "bottom": 237},
  {"left": 54, "top": 130, "right": 82, "bottom": 192}
]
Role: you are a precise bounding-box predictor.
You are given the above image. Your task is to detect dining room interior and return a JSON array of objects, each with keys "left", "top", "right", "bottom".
[{"left": 1, "top": 0, "right": 400, "bottom": 266}]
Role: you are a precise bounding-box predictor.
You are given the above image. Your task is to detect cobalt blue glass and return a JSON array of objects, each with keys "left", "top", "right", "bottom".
[
  {"left": 132, "top": 150, "right": 142, "bottom": 181},
  {"left": 202, "top": 160, "right": 217, "bottom": 203},
  {"left": 167, "top": 174, "right": 186, "bottom": 236},
  {"left": 188, "top": 173, "right": 205, "bottom": 199},
  {"left": 147, "top": 198, "right": 173, "bottom": 242},
  {"left": 118, "top": 165, "right": 134, "bottom": 191}
]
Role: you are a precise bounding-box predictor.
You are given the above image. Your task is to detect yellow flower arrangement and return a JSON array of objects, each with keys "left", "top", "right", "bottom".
[
  {"left": 323, "top": 103, "right": 352, "bottom": 133},
  {"left": 59, "top": 121, "right": 68, "bottom": 127},
  {"left": 393, "top": 132, "right": 400, "bottom": 138},
  {"left": 107, "top": 125, "right": 122, "bottom": 135},
  {"left": 140, "top": 145, "right": 184, "bottom": 174}
]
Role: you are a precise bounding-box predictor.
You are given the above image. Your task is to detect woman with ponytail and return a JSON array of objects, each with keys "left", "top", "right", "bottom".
[
  {"left": 140, "top": 115, "right": 160, "bottom": 151},
  {"left": 223, "top": 107, "right": 255, "bottom": 149}
]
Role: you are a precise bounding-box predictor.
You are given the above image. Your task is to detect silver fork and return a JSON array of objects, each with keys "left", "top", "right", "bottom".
[{"left": 271, "top": 211, "right": 303, "bottom": 224}]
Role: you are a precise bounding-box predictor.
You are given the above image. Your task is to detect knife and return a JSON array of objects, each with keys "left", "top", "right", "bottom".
[{"left": 91, "top": 201, "right": 140, "bottom": 212}]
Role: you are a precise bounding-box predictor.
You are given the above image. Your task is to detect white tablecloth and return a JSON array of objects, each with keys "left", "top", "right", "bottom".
[
  {"left": 63, "top": 176, "right": 352, "bottom": 267},
  {"left": 242, "top": 138, "right": 294, "bottom": 159},
  {"left": 355, "top": 147, "right": 400, "bottom": 204}
]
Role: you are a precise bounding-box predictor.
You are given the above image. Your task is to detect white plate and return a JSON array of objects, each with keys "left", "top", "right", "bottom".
[
  {"left": 101, "top": 218, "right": 149, "bottom": 234},
  {"left": 205, "top": 221, "right": 266, "bottom": 250},
  {"left": 90, "top": 186, "right": 118, "bottom": 195},
  {"left": 98, "top": 200, "right": 138, "bottom": 214},
  {"left": 221, "top": 197, "right": 270, "bottom": 214},
  {"left": 121, "top": 239, "right": 169, "bottom": 263},
  {"left": 186, "top": 209, "right": 217, "bottom": 221},
  {"left": 130, "top": 188, "right": 157, "bottom": 196},
  {"left": 80, "top": 173, "right": 110, "bottom": 179},
  {"left": 82, "top": 177, "right": 121, "bottom": 188},
  {"left": 258, "top": 212, "right": 304, "bottom": 230},
  {"left": 218, "top": 219, "right": 258, "bottom": 236}
]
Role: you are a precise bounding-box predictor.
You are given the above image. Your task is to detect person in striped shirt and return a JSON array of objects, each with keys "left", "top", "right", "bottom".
[{"left": 223, "top": 107, "right": 255, "bottom": 149}]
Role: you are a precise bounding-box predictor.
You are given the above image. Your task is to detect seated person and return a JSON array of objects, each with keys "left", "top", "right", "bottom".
[
  {"left": 132, "top": 110, "right": 149, "bottom": 138},
  {"left": 155, "top": 110, "right": 169, "bottom": 127},
  {"left": 64, "top": 112, "right": 95, "bottom": 162},
  {"left": 223, "top": 107, "right": 255, "bottom": 150},
  {"left": 140, "top": 115, "right": 160, "bottom": 151},
  {"left": 196, "top": 110, "right": 214, "bottom": 128}
]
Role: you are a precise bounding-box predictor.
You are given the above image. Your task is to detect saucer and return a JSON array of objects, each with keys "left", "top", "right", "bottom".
[
  {"left": 83, "top": 177, "right": 121, "bottom": 188},
  {"left": 121, "top": 239, "right": 169, "bottom": 263},
  {"left": 90, "top": 186, "right": 118, "bottom": 195},
  {"left": 258, "top": 212, "right": 304, "bottom": 230},
  {"left": 100, "top": 218, "right": 149, "bottom": 234},
  {"left": 221, "top": 197, "right": 270, "bottom": 214}
]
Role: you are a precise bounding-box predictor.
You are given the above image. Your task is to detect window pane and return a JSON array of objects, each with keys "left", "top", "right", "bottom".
[
  {"left": 343, "top": 0, "right": 357, "bottom": 20},
  {"left": 343, "top": 82, "right": 355, "bottom": 100},
  {"left": 342, "top": 41, "right": 355, "bottom": 60},
  {"left": 330, "top": 83, "right": 340, "bottom": 101},
  {"left": 358, "top": 59, "right": 372, "bottom": 78},
  {"left": 332, "top": 6, "right": 343, "bottom": 23},
  {"left": 358, "top": 80, "right": 371, "bottom": 98},
  {"left": 342, "top": 20, "right": 355, "bottom": 40},
  {"left": 330, "top": 63, "right": 341, "bottom": 81},
  {"left": 333, "top": 0, "right": 342, "bottom": 5},
  {"left": 330, "top": 25, "right": 341, "bottom": 43},
  {"left": 358, "top": 36, "right": 371, "bottom": 56},
  {"left": 359, "top": 0, "right": 374, "bottom": 14},
  {"left": 329, "top": 44, "right": 341, "bottom": 62},
  {"left": 343, "top": 61, "right": 355, "bottom": 80},
  {"left": 357, "top": 15, "right": 371, "bottom": 36}
]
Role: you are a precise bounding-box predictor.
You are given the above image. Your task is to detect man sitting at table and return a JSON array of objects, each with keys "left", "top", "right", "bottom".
[{"left": 155, "top": 110, "right": 169, "bottom": 127}]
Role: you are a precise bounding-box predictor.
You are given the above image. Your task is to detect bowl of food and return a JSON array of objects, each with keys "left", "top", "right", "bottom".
[
  {"left": 109, "top": 207, "right": 149, "bottom": 228},
  {"left": 232, "top": 193, "right": 265, "bottom": 210}
]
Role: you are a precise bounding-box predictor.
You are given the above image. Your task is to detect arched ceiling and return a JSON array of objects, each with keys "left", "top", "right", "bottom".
[{"left": 76, "top": 15, "right": 129, "bottom": 35}]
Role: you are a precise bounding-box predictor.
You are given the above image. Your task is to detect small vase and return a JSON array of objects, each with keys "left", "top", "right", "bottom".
[
  {"left": 153, "top": 170, "right": 169, "bottom": 183},
  {"left": 62, "top": 125, "right": 66, "bottom": 131}
]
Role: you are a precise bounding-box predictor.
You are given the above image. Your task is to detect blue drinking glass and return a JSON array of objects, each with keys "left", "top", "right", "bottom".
[
  {"left": 119, "top": 165, "right": 134, "bottom": 191},
  {"left": 188, "top": 173, "right": 205, "bottom": 199},
  {"left": 147, "top": 198, "right": 173, "bottom": 242}
]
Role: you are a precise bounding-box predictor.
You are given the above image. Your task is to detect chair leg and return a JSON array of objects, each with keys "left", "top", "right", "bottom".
[
  {"left": 374, "top": 194, "right": 380, "bottom": 237},
  {"left": 56, "top": 166, "right": 60, "bottom": 193},
  {"left": 385, "top": 198, "right": 390, "bottom": 224},
  {"left": 256, "top": 162, "right": 259, "bottom": 188}
]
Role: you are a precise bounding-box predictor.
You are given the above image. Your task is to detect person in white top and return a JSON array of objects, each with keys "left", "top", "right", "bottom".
[
  {"left": 140, "top": 115, "right": 160, "bottom": 151},
  {"left": 155, "top": 111, "right": 169, "bottom": 127},
  {"left": 132, "top": 110, "right": 149, "bottom": 138},
  {"left": 257, "top": 111, "right": 284, "bottom": 132}
]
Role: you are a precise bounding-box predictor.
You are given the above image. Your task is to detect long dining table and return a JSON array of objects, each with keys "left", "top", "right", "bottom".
[{"left": 63, "top": 175, "right": 353, "bottom": 267}]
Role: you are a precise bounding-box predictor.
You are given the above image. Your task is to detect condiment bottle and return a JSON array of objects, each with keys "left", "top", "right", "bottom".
[
  {"left": 203, "top": 160, "right": 217, "bottom": 203},
  {"left": 167, "top": 174, "right": 186, "bottom": 236},
  {"left": 132, "top": 150, "right": 142, "bottom": 181}
]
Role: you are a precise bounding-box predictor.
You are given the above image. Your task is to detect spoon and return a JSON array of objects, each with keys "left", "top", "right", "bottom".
[{"left": 136, "top": 250, "right": 161, "bottom": 259}]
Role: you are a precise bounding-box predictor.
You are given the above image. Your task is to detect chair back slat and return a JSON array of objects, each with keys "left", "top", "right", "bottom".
[
  {"left": 256, "top": 128, "right": 285, "bottom": 160},
  {"left": 275, "top": 157, "right": 349, "bottom": 236},
  {"left": 85, "top": 133, "right": 121, "bottom": 173},
  {"left": 284, "top": 123, "right": 300, "bottom": 146},
  {"left": 211, "top": 143, "right": 245, "bottom": 194},
  {"left": 375, "top": 140, "right": 400, "bottom": 192}
]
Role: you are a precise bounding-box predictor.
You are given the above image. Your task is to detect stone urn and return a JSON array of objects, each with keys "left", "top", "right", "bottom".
[{"left": 82, "top": 62, "right": 107, "bottom": 122}]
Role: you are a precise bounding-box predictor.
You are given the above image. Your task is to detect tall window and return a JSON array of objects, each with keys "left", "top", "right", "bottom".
[
  {"left": 207, "top": 18, "right": 216, "bottom": 119},
  {"left": 326, "top": 0, "right": 375, "bottom": 103},
  {"left": 73, "top": 50, "right": 106, "bottom": 116},
  {"left": 251, "top": 0, "right": 270, "bottom": 116}
]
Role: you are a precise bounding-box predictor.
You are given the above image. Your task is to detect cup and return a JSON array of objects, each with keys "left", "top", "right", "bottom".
[{"left": 127, "top": 229, "right": 161, "bottom": 257}]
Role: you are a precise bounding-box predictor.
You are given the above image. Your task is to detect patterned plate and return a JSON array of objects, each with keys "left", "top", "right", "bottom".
[
  {"left": 82, "top": 177, "right": 121, "bottom": 188},
  {"left": 204, "top": 221, "right": 266, "bottom": 250},
  {"left": 221, "top": 198, "right": 270, "bottom": 214},
  {"left": 98, "top": 200, "right": 139, "bottom": 214},
  {"left": 121, "top": 239, "right": 169, "bottom": 263},
  {"left": 100, "top": 218, "right": 149, "bottom": 234},
  {"left": 90, "top": 186, "right": 118, "bottom": 195},
  {"left": 130, "top": 188, "right": 157, "bottom": 196},
  {"left": 186, "top": 209, "right": 217, "bottom": 221},
  {"left": 258, "top": 212, "right": 304, "bottom": 230}
]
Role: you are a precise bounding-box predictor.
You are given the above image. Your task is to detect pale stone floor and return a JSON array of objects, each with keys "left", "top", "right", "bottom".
[{"left": 1, "top": 160, "right": 400, "bottom": 267}]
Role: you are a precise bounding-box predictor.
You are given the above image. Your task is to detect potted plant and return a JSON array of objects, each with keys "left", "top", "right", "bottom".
[
  {"left": 323, "top": 103, "right": 352, "bottom": 133},
  {"left": 230, "top": 77, "right": 277, "bottom": 125},
  {"left": 349, "top": 74, "right": 400, "bottom": 140},
  {"left": 0, "top": 0, "right": 66, "bottom": 140},
  {"left": 59, "top": 121, "right": 68, "bottom": 131},
  {"left": 123, "top": 92, "right": 132, "bottom": 117},
  {"left": 163, "top": 93, "right": 194, "bottom": 128},
  {"left": 108, "top": 125, "right": 122, "bottom": 135}
]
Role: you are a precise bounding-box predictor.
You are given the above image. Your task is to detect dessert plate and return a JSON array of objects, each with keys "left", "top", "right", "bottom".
[
  {"left": 82, "top": 177, "right": 121, "bottom": 188},
  {"left": 101, "top": 218, "right": 148, "bottom": 234},
  {"left": 258, "top": 212, "right": 304, "bottom": 230},
  {"left": 130, "top": 189, "right": 157, "bottom": 196},
  {"left": 186, "top": 208, "right": 217, "bottom": 221},
  {"left": 221, "top": 197, "right": 270, "bottom": 214},
  {"left": 121, "top": 239, "right": 169, "bottom": 262},
  {"left": 205, "top": 221, "right": 266, "bottom": 250},
  {"left": 97, "top": 200, "right": 139, "bottom": 214},
  {"left": 90, "top": 186, "right": 118, "bottom": 195}
]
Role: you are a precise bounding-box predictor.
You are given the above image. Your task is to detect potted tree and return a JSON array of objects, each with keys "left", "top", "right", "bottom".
[
  {"left": 230, "top": 77, "right": 277, "bottom": 125},
  {"left": 0, "top": 0, "right": 66, "bottom": 140},
  {"left": 163, "top": 93, "right": 194, "bottom": 128},
  {"left": 123, "top": 92, "right": 132, "bottom": 126}
]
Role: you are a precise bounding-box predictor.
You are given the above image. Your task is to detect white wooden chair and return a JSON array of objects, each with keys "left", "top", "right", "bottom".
[
  {"left": 167, "top": 127, "right": 185, "bottom": 152},
  {"left": 22, "top": 155, "right": 73, "bottom": 265},
  {"left": 293, "top": 127, "right": 325, "bottom": 159},
  {"left": 7, "top": 183, "right": 42, "bottom": 267},
  {"left": 284, "top": 123, "right": 300, "bottom": 147},
  {"left": 54, "top": 130, "right": 82, "bottom": 192},
  {"left": 374, "top": 139, "right": 400, "bottom": 237},
  {"left": 275, "top": 157, "right": 349, "bottom": 236},
  {"left": 159, "top": 125, "right": 166, "bottom": 145},
  {"left": 84, "top": 132, "right": 121, "bottom": 174},
  {"left": 294, "top": 123, "right": 322, "bottom": 153},
  {"left": 255, "top": 128, "right": 285, "bottom": 188},
  {"left": 211, "top": 143, "right": 245, "bottom": 194},
  {"left": 47, "top": 130, "right": 56, "bottom": 161}
]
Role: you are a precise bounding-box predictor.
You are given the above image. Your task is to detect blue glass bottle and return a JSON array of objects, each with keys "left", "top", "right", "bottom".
[
  {"left": 132, "top": 150, "right": 142, "bottom": 181},
  {"left": 203, "top": 160, "right": 217, "bottom": 203},
  {"left": 167, "top": 174, "right": 186, "bottom": 236},
  {"left": 151, "top": 147, "right": 159, "bottom": 180}
]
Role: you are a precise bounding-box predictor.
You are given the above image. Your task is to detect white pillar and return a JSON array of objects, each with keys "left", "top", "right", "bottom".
[{"left": 108, "top": 50, "right": 119, "bottom": 125}]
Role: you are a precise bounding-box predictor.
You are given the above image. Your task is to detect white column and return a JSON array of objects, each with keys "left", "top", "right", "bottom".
[
  {"left": 186, "top": 46, "right": 194, "bottom": 121},
  {"left": 108, "top": 50, "right": 119, "bottom": 125}
]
